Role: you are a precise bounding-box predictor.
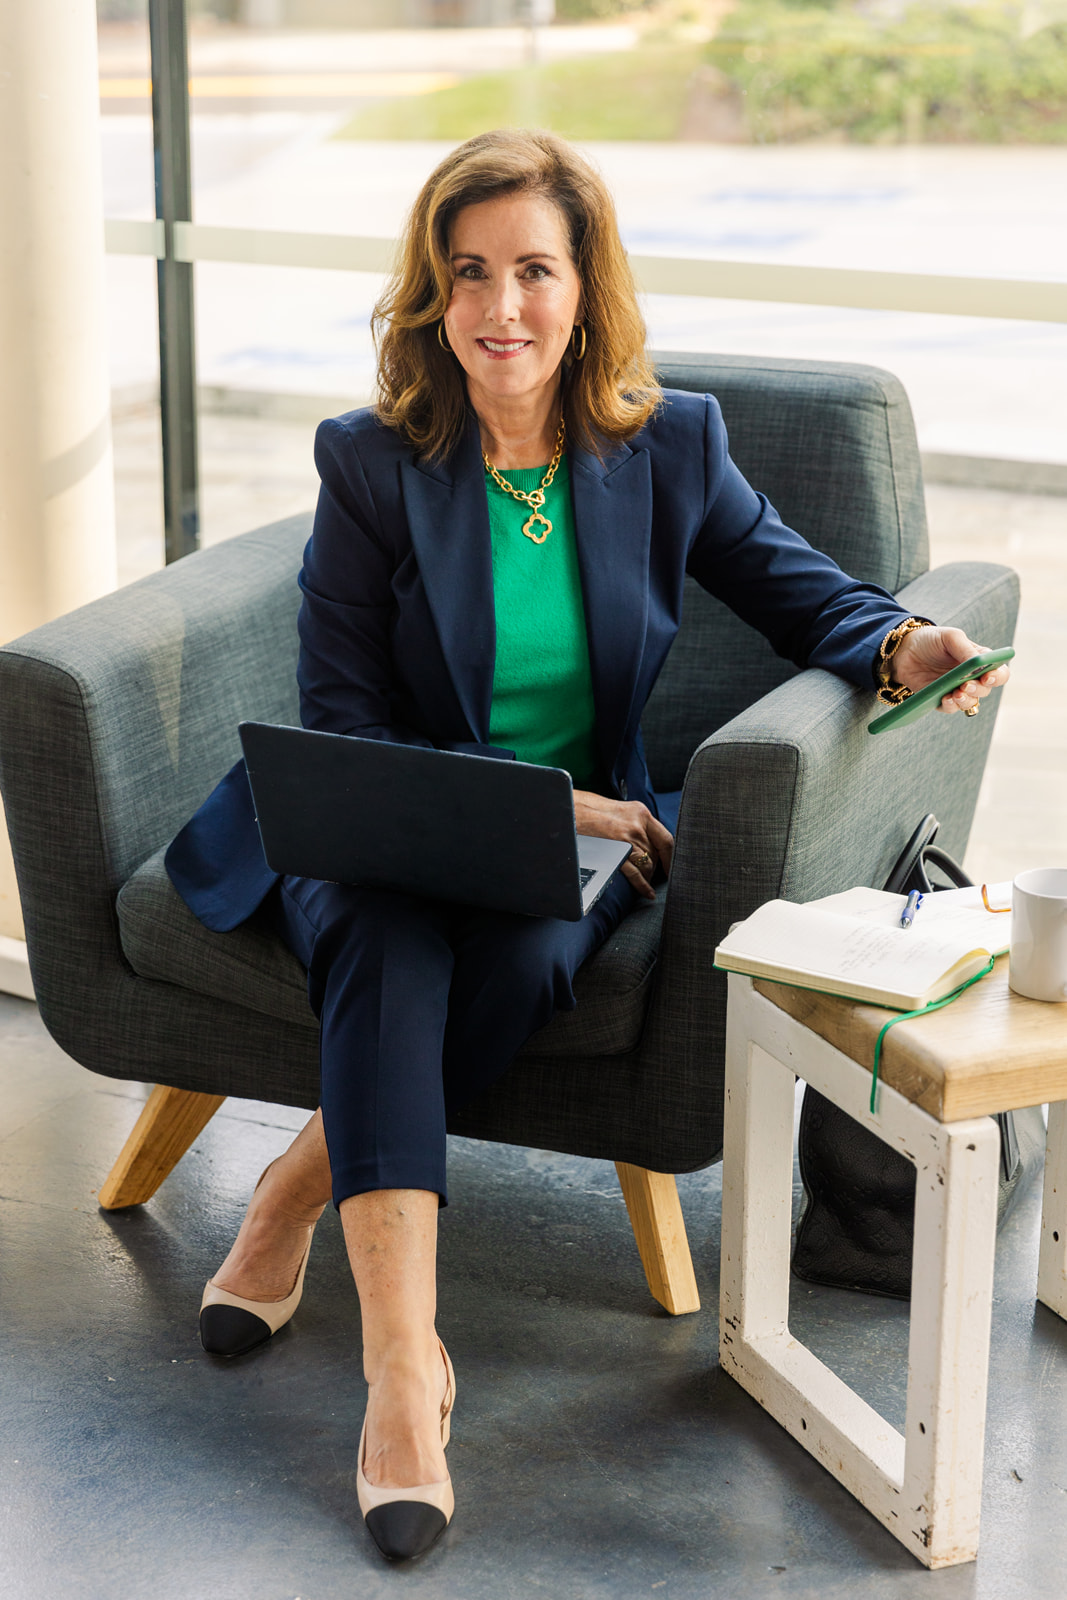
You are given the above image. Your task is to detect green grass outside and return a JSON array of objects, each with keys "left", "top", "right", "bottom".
[
  {"left": 335, "top": 45, "right": 702, "bottom": 143},
  {"left": 335, "top": 4, "right": 1067, "bottom": 145}
]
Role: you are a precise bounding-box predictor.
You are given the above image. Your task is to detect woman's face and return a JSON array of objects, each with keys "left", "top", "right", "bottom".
[{"left": 444, "top": 191, "right": 582, "bottom": 422}]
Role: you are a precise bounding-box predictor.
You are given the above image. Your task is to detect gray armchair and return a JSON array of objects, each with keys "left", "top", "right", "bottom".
[{"left": 0, "top": 355, "right": 1018, "bottom": 1315}]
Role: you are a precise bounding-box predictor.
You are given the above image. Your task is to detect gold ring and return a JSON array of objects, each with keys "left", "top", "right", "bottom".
[
  {"left": 965, "top": 703, "right": 980, "bottom": 717},
  {"left": 631, "top": 849, "right": 653, "bottom": 869}
]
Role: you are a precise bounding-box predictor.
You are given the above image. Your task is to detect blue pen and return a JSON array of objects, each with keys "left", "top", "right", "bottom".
[{"left": 900, "top": 890, "right": 923, "bottom": 930}]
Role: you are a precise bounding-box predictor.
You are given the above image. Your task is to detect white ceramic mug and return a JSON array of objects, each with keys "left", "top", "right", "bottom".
[{"left": 1010, "top": 868, "right": 1067, "bottom": 1002}]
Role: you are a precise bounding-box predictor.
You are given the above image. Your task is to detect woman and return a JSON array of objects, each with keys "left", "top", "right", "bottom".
[{"left": 165, "top": 128, "right": 1010, "bottom": 1562}]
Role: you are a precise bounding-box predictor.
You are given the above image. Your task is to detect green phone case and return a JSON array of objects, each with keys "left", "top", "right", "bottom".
[{"left": 868, "top": 647, "right": 1015, "bottom": 734}]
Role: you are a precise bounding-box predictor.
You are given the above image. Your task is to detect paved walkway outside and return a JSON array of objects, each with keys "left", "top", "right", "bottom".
[{"left": 97, "top": 18, "right": 646, "bottom": 81}]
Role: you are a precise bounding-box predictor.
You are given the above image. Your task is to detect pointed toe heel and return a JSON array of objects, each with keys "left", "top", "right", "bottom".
[
  {"left": 199, "top": 1234, "right": 313, "bottom": 1357},
  {"left": 357, "top": 1343, "right": 456, "bottom": 1561}
]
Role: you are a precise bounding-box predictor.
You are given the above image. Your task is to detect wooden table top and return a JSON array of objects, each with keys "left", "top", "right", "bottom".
[{"left": 753, "top": 955, "right": 1067, "bottom": 1122}]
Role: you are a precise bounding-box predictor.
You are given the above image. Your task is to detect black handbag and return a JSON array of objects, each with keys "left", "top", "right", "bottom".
[{"left": 791, "top": 814, "right": 1045, "bottom": 1299}]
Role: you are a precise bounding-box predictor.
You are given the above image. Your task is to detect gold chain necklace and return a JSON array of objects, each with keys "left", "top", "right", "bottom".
[{"left": 482, "top": 418, "right": 566, "bottom": 545}]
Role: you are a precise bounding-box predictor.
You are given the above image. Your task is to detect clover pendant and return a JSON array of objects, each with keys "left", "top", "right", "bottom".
[{"left": 522, "top": 511, "right": 551, "bottom": 544}]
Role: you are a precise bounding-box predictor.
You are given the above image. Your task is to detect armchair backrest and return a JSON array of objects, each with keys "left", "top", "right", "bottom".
[{"left": 644, "top": 354, "right": 930, "bottom": 790}]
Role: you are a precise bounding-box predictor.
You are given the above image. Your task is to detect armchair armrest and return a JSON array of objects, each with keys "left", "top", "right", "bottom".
[
  {"left": 635, "top": 559, "right": 1020, "bottom": 1169},
  {"left": 0, "top": 516, "right": 310, "bottom": 1054}
]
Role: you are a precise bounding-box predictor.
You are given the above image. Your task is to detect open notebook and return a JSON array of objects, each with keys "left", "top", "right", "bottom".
[{"left": 713, "top": 883, "right": 1012, "bottom": 1011}]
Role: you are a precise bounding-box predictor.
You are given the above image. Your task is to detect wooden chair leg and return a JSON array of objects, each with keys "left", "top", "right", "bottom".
[
  {"left": 615, "top": 1161, "right": 701, "bottom": 1315},
  {"left": 97, "top": 1084, "right": 226, "bottom": 1210}
]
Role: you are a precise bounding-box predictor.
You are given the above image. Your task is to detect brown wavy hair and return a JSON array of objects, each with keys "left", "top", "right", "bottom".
[{"left": 372, "top": 129, "right": 660, "bottom": 462}]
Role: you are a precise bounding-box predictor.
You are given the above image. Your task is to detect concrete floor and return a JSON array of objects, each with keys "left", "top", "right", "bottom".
[{"left": 3, "top": 990, "right": 1067, "bottom": 1599}]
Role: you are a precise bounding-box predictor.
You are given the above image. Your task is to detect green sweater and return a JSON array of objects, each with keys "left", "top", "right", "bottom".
[{"left": 485, "top": 456, "right": 599, "bottom": 788}]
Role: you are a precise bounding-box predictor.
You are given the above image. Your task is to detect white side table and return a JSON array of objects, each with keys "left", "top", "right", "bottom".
[{"left": 719, "top": 959, "right": 1067, "bottom": 1569}]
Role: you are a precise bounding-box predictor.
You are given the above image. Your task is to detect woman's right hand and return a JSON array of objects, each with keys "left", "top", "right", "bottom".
[{"left": 572, "top": 791, "right": 674, "bottom": 902}]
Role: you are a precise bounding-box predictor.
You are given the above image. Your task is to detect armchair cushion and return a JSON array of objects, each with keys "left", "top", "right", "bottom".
[
  {"left": 116, "top": 847, "right": 666, "bottom": 1060},
  {"left": 117, "top": 848, "right": 311, "bottom": 1026}
]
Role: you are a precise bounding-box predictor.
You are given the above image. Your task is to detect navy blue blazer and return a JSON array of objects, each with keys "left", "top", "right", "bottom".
[{"left": 166, "top": 387, "right": 912, "bottom": 932}]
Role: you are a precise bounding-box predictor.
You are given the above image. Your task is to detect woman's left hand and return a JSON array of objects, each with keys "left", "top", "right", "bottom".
[{"left": 890, "top": 625, "right": 1012, "bottom": 715}]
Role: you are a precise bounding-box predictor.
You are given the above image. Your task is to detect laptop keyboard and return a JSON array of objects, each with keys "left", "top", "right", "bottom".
[{"left": 579, "top": 867, "right": 596, "bottom": 888}]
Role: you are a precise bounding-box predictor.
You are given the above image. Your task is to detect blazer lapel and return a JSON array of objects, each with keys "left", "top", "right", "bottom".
[
  {"left": 570, "top": 441, "right": 653, "bottom": 784},
  {"left": 401, "top": 416, "right": 495, "bottom": 744}
]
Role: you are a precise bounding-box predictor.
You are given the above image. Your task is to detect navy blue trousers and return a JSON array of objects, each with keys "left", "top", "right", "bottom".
[{"left": 272, "top": 872, "right": 637, "bottom": 1208}]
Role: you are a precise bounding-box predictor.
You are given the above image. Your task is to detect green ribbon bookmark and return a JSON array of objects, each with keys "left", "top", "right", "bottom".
[{"left": 869, "top": 954, "right": 996, "bottom": 1114}]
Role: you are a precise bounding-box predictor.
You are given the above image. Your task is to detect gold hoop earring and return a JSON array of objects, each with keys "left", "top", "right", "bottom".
[
  {"left": 437, "top": 320, "right": 451, "bottom": 353},
  {"left": 571, "top": 325, "right": 586, "bottom": 361}
]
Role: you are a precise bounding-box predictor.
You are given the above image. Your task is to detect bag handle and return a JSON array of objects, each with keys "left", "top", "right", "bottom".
[
  {"left": 884, "top": 813, "right": 940, "bottom": 894},
  {"left": 884, "top": 813, "right": 973, "bottom": 896},
  {"left": 918, "top": 845, "right": 973, "bottom": 892}
]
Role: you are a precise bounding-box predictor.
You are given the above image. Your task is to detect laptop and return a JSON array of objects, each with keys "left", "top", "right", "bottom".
[{"left": 239, "top": 722, "right": 631, "bottom": 922}]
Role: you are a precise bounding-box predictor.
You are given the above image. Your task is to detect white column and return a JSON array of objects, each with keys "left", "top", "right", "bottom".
[{"left": 0, "top": 0, "right": 117, "bottom": 982}]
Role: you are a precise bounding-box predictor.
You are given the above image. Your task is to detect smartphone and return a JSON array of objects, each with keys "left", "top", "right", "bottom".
[{"left": 868, "top": 646, "right": 1015, "bottom": 735}]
